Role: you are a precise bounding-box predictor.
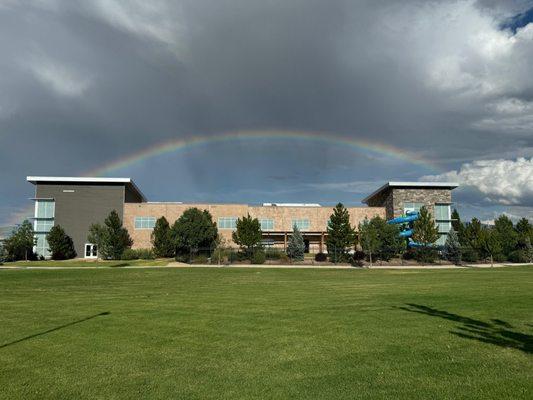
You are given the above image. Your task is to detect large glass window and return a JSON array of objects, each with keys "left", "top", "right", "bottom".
[
  {"left": 292, "top": 219, "right": 310, "bottom": 231},
  {"left": 403, "top": 202, "right": 424, "bottom": 213},
  {"left": 218, "top": 217, "right": 237, "bottom": 229},
  {"left": 436, "top": 221, "right": 452, "bottom": 233},
  {"left": 34, "top": 220, "right": 54, "bottom": 233},
  {"left": 259, "top": 218, "right": 274, "bottom": 231},
  {"left": 35, "top": 233, "right": 50, "bottom": 257},
  {"left": 134, "top": 217, "right": 156, "bottom": 229},
  {"left": 35, "top": 200, "right": 55, "bottom": 219},
  {"left": 434, "top": 204, "right": 451, "bottom": 221}
]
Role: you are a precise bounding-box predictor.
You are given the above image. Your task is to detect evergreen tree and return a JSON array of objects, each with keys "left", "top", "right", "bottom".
[
  {"left": 515, "top": 217, "right": 532, "bottom": 236},
  {"left": 368, "top": 216, "right": 405, "bottom": 261},
  {"left": 462, "top": 218, "right": 483, "bottom": 261},
  {"left": 46, "top": 225, "right": 76, "bottom": 260},
  {"left": 359, "top": 218, "right": 380, "bottom": 267},
  {"left": 232, "top": 214, "right": 262, "bottom": 257},
  {"left": 494, "top": 215, "right": 517, "bottom": 260},
  {"left": 88, "top": 210, "right": 133, "bottom": 260},
  {"left": 151, "top": 216, "right": 175, "bottom": 257},
  {"left": 412, "top": 206, "right": 439, "bottom": 262},
  {"left": 172, "top": 208, "right": 218, "bottom": 258},
  {"left": 479, "top": 227, "right": 502, "bottom": 266},
  {"left": 3, "top": 220, "right": 35, "bottom": 261},
  {"left": 326, "top": 203, "right": 357, "bottom": 263},
  {"left": 287, "top": 225, "right": 305, "bottom": 261},
  {"left": 451, "top": 208, "right": 464, "bottom": 242},
  {"left": 443, "top": 230, "right": 462, "bottom": 265}
]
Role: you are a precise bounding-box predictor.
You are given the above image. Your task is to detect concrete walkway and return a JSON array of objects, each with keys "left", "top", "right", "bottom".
[{"left": 1, "top": 263, "right": 530, "bottom": 270}]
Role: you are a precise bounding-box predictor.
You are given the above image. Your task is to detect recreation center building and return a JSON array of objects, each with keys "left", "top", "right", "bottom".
[{"left": 26, "top": 177, "right": 458, "bottom": 258}]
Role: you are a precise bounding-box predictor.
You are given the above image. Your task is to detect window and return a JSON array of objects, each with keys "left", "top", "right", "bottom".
[
  {"left": 85, "top": 243, "right": 98, "bottom": 258},
  {"left": 436, "top": 234, "right": 448, "bottom": 247},
  {"left": 259, "top": 218, "right": 274, "bottom": 231},
  {"left": 403, "top": 202, "right": 424, "bottom": 213},
  {"left": 134, "top": 216, "right": 156, "bottom": 229},
  {"left": 34, "top": 200, "right": 55, "bottom": 258},
  {"left": 35, "top": 233, "right": 50, "bottom": 257},
  {"left": 437, "top": 221, "right": 452, "bottom": 233},
  {"left": 218, "top": 217, "right": 237, "bottom": 229},
  {"left": 434, "top": 204, "right": 451, "bottom": 221},
  {"left": 35, "top": 200, "right": 55, "bottom": 218},
  {"left": 292, "top": 219, "right": 310, "bottom": 231}
]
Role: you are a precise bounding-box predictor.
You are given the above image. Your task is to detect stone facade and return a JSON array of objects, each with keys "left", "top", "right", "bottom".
[
  {"left": 390, "top": 188, "right": 452, "bottom": 219},
  {"left": 124, "top": 203, "right": 385, "bottom": 252}
]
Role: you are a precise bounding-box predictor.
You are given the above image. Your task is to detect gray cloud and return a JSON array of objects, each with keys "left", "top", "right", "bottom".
[{"left": 1, "top": 0, "right": 533, "bottom": 225}]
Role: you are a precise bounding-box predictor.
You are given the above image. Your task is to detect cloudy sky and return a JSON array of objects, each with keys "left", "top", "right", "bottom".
[{"left": 0, "top": 0, "right": 532, "bottom": 226}]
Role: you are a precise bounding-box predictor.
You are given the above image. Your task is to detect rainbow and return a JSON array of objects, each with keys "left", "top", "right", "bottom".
[
  {"left": 7, "top": 130, "right": 439, "bottom": 226},
  {"left": 85, "top": 129, "right": 440, "bottom": 176}
]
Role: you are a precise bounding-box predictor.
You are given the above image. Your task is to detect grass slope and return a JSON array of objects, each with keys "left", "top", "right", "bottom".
[{"left": 0, "top": 267, "right": 531, "bottom": 399}]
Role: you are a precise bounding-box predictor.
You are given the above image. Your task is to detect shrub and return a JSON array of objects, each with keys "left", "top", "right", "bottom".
[
  {"left": 415, "top": 247, "right": 439, "bottom": 263},
  {"left": 508, "top": 250, "right": 529, "bottom": 263},
  {"left": 191, "top": 255, "right": 209, "bottom": 264},
  {"left": 251, "top": 250, "right": 266, "bottom": 264},
  {"left": 461, "top": 246, "right": 479, "bottom": 262},
  {"left": 121, "top": 248, "right": 139, "bottom": 260},
  {"left": 353, "top": 250, "right": 365, "bottom": 261},
  {"left": 228, "top": 251, "right": 241, "bottom": 263},
  {"left": 265, "top": 248, "right": 284, "bottom": 260},
  {"left": 136, "top": 248, "right": 155, "bottom": 260},
  {"left": 314, "top": 252, "right": 327, "bottom": 262}
]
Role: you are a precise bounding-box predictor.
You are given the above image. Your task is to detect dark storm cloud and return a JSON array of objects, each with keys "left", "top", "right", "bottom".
[{"left": 0, "top": 0, "right": 532, "bottom": 224}]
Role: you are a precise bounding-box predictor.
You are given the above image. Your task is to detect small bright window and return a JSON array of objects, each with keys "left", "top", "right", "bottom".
[
  {"left": 403, "top": 202, "right": 424, "bottom": 214},
  {"left": 292, "top": 219, "right": 310, "bottom": 231},
  {"left": 259, "top": 218, "right": 274, "bottom": 231},
  {"left": 134, "top": 217, "right": 156, "bottom": 229},
  {"left": 218, "top": 217, "right": 237, "bottom": 229},
  {"left": 34, "top": 220, "right": 54, "bottom": 233}
]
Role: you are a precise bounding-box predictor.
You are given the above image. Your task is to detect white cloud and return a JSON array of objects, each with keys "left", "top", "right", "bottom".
[
  {"left": 422, "top": 158, "right": 533, "bottom": 206},
  {"left": 88, "top": 0, "right": 185, "bottom": 52},
  {"left": 23, "top": 56, "right": 91, "bottom": 97}
]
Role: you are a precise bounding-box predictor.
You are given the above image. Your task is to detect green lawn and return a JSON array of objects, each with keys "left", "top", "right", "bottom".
[
  {"left": 0, "top": 267, "right": 531, "bottom": 399},
  {"left": 5, "top": 258, "right": 172, "bottom": 267}
]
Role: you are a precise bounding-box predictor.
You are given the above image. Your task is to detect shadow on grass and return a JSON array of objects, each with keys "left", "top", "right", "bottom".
[
  {"left": 0, "top": 312, "right": 110, "bottom": 349},
  {"left": 399, "top": 304, "right": 532, "bottom": 354}
]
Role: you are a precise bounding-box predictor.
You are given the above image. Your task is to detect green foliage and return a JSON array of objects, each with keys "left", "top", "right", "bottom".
[
  {"left": 264, "top": 248, "right": 284, "bottom": 260},
  {"left": 151, "top": 216, "right": 175, "bottom": 258},
  {"left": 287, "top": 225, "right": 305, "bottom": 261},
  {"left": 172, "top": 208, "right": 218, "bottom": 258},
  {"left": 326, "top": 203, "right": 357, "bottom": 263},
  {"left": 251, "top": 249, "right": 266, "bottom": 264},
  {"left": 359, "top": 218, "right": 380, "bottom": 266},
  {"left": 412, "top": 206, "right": 439, "bottom": 246},
  {"left": 121, "top": 248, "right": 155, "bottom": 260},
  {"left": 46, "top": 225, "right": 76, "bottom": 260},
  {"left": 87, "top": 210, "right": 133, "bottom": 260},
  {"left": 451, "top": 208, "right": 465, "bottom": 243},
  {"left": 443, "top": 230, "right": 462, "bottom": 265},
  {"left": 461, "top": 246, "right": 479, "bottom": 263},
  {"left": 479, "top": 227, "right": 502, "bottom": 266},
  {"left": 515, "top": 217, "right": 533, "bottom": 241},
  {"left": 494, "top": 215, "right": 517, "bottom": 259},
  {"left": 232, "top": 214, "right": 262, "bottom": 256},
  {"left": 3, "top": 220, "right": 35, "bottom": 261},
  {"left": 463, "top": 218, "right": 483, "bottom": 255},
  {"left": 372, "top": 216, "right": 406, "bottom": 261}
]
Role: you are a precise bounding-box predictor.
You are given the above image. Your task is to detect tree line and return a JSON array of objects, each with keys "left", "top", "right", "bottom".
[{"left": 1, "top": 205, "right": 532, "bottom": 265}]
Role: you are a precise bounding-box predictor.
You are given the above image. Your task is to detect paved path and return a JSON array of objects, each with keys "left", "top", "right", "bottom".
[{"left": 1, "top": 263, "right": 530, "bottom": 270}]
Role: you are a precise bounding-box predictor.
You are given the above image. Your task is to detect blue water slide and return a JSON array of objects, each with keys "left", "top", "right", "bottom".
[
  {"left": 387, "top": 213, "right": 419, "bottom": 225},
  {"left": 399, "top": 229, "right": 413, "bottom": 237}
]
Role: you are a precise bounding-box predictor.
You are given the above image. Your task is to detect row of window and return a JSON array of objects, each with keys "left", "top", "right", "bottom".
[{"left": 133, "top": 216, "right": 310, "bottom": 231}]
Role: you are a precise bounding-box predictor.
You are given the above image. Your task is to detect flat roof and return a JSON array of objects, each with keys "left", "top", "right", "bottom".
[
  {"left": 362, "top": 181, "right": 458, "bottom": 204},
  {"left": 26, "top": 176, "right": 147, "bottom": 202}
]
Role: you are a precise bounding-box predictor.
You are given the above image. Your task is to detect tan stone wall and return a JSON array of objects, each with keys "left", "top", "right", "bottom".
[{"left": 124, "top": 203, "right": 385, "bottom": 250}]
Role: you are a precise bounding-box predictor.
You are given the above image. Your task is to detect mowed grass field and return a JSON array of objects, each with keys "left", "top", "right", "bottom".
[{"left": 0, "top": 267, "right": 532, "bottom": 399}]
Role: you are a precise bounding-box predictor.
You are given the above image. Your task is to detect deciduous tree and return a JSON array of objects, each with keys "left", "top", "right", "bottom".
[
  {"left": 172, "top": 208, "right": 218, "bottom": 258},
  {"left": 232, "top": 214, "right": 262, "bottom": 257}
]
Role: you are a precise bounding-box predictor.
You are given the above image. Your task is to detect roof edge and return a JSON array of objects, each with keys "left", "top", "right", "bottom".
[{"left": 362, "top": 181, "right": 459, "bottom": 204}]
